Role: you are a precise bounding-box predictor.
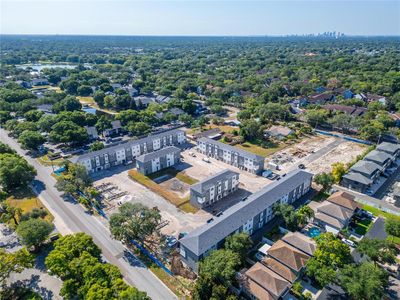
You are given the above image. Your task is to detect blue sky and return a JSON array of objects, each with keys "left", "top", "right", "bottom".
[{"left": 1, "top": 1, "right": 399, "bottom": 36}]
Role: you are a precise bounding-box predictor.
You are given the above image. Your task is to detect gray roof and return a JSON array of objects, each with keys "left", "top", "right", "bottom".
[
  {"left": 342, "top": 172, "right": 373, "bottom": 185},
  {"left": 364, "top": 150, "right": 392, "bottom": 164},
  {"left": 74, "top": 129, "right": 184, "bottom": 162},
  {"left": 350, "top": 160, "right": 382, "bottom": 176},
  {"left": 180, "top": 169, "right": 313, "bottom": 256},
  {"left": 376, "top": 142, "right": 400, "bottom": 154},
  {"left": 190, "top": 169, "right": 239, "bottom": 194},
  {"left": 136, "top": 146, "right": 180, "bottom": 163},
  {"left": 198, "top": 137, "right": 264, "bottom": 161}
]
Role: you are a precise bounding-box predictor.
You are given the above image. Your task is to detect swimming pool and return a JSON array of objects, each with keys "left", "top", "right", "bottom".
[{"left": 307, "top": 226, "right": 321, "bottom": 238}]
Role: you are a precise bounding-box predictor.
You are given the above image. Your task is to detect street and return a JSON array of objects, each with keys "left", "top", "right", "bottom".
[{"left": 0, "top": 128, "right": 177, "bottom": 300}]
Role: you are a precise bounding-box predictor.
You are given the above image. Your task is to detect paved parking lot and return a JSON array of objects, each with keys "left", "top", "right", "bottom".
[{"left": 180, "top": 146, "right": 271, "bottom": 193}]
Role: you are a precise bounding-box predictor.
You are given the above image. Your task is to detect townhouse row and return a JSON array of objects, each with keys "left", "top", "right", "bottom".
[
  {"left": 196, "top": 137, "right": 265, "bottom": 174},
  {"left": 73, "top": 129, "right": 186, "bottom": 173},
  {"left": 179, "top": 169, "right": 313, "bottom": 271}
]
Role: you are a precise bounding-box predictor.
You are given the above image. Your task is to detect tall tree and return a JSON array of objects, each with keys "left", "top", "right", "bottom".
[
  {"left": 357, "top": 238, "right": 397, "bottom": 265},
  {"left": 18, "top": 130, "right": 46, "bottom": 150},
  {"left": 224, "top": 233, "right": 252, "bottom": 260},
  {"left": 0, "top": 153, "right": 36, "bottom": 191},
  {"left": 109, "top": 203, "right": 161, "bottom": 243},
  {"left": 339, "top": 262, "right": 389, "bottom": 300},
  {"left": 0, "top": 248, "right": 34, "bottom": 287},
  {"left": 16, "top": 218, "right": 54, "bottom": 250}
]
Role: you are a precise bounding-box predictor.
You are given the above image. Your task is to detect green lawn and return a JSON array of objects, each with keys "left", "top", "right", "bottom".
[
  {"left": 353, "top": 218, "right": 372, "bottom": 235},
  {"left": 362, "top": 205, "right": 400, "bottom": 244},
  {"left": 235, "top": 141, "right": 288, "bottom": 157}
]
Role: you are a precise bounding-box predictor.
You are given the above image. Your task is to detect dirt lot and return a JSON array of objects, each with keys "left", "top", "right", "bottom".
[
  {"left": 307, "top": 141, "right": 366, "bottom": 174},
  {"left": 265, "top": 134, "right": 366, "bottom": 174}
]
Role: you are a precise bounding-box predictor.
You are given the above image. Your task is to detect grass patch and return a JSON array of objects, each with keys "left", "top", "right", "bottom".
[
  {"left": 128, "top": 169, "right": 199, "bottom": 213},
  {"left": 362, "top": 205, "right": 400, "bottom": 221},
  {"left": 147, "top": 167, "right": 198, "bottom": 185},
  {"left": 6, "top": 187, "right": 54, "bottom": 224},
  {"left": 235, "top": 141, "right": 287, "bottom": 157},
  {"left": 77, "top": 96, "right": 96, "bottom": 105},
  {"left": 353, "top": 218, "right": 372, "bottom": 235},
  {"left": 388, "top": 235, "right": 400, "bottom": 245},
  {"left": 37, "top": 154, "right": 66, "bottom": 167}
]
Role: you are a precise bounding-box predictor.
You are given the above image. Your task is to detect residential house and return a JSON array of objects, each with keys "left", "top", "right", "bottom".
[
  {"left": 169, "top": 107, "right": 185, "bottom": 117},
  {"left": 136, "top": 146, "right": 181, "bottom": 175},
  {"left": 364, "top": 150, "right": 393, "bottom": 169},
  {"left": 242, "top": 231, "right": 315, "bottom": 300},
  {"left": 125, "top": 87, "right": 139, "bottom": 98},
  {"left": 134, "top": 96, "right": 156, "bottom": 108},
  {"left": 307, "top": 92, "right": 335, "bottom": 105},
  {"left": 190, "top": 169, "right": 239, "bottom": 209},
  {"left": 103, "top": 120, "right": 123, "bottom": 137},
  {"left": 242, "top": 262, "right": 291, "bottom": 300},
  {"left": 192, "top": 128, "right": 222, "bottom": 141},
  {"left": 264, "top": 125, "right": 294, "bottom": 140},
  {"left": 376, "top": 142, "right": 400, "bottom": 158},
  {"left": 111, "top": 83, "right": 122, "bottom": 90},
  {"left": 197, "top": 138, "right": 264, "bottom": 174},
  {"left": 323, "top": 104, "right": 367, "bottom": 117},
  {"left": 73, "top": 129, "right": 186, "bottom": 173},
  {"left": 179, "top": 169, "right": 313, "bottom": 271},
  {"left": 31, "top": 78, "right": 49, "bottom": 86},
  {"left": 310, "top": 201, "right": 354, "bottom": 234},
  {"left": 325, "top": 191, "right": 361, "bottom": 212},
  {"left": 16, "top": 80, "right": 32, "bottom": 89},
  {"left": 84, "top": 126, "right": 99, "bottom": 140},
  {"left": 155, "top": 95, "right": 171, "bottom": 104},
  {"left": 341, "top": 160, "right": 383, "bottom": 193}
]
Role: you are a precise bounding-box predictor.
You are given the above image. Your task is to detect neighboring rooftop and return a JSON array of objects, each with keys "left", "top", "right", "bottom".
[
  {"left": 342, "top": 172, "right": 373, "bottom": 185},
  {"left": 314, "top": 212, "right": 346, "bottom": 229},
  {"left": 264, "top": 125, "right": 293, "bottom": 137},
  {"left": 281, "top": 232, "right": 317, "bottom": 257},
  {"left": 316, "top": 202, "right": 353, "bottom": 222},
  {"left": 349, "top": 160, "right": 382, "bottom": 176},
  {"left": 245, "top": 262, "right": 290, "bottom": 300},
  {"left": 190, "top": 169, "right": 239, "bottom": 194},
  {"left": 263, "top": 257, "right": 297, "bottom": 283},
  {"left": 267, "top": 240, "right": 310, "bottom": 272},
  {"left": 364, "top": 149, "right": 393, "bottom": 164},
  {"left": 326, "top": 191, "right": 361, "bottom": 211},
  {"left": 376, "top": 142, "right": 400, "bottom": 155}
]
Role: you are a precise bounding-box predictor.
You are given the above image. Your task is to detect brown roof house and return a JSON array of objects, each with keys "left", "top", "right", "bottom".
[
  {"left": 243, "top": 262, "right": 291, "bottom": 300},
  {"left": 264, "top": 125, "right": 294, "bottom": 140},
  {"left": 326, "top": 191, "right": 361, "bottom": 212}
]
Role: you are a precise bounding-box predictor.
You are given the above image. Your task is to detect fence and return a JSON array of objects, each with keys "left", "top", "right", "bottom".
[
  {"left": 130, "top": 239, "right": 173, "bottom": 276},
  {"left": 315, "top": 129, "right": 373, "bottom": 145}
]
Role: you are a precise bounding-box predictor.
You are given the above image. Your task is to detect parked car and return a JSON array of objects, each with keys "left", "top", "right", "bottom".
[
  {"left": 298, "top": 164, "right": 305, "bottom": 169},
  {"left": 266, "top": 172, "right": 280, "bottom": 180},
  {"left": 166, "top": 236, "right": 178, "bottom": 248},
  {"left": 342, "top": 238, "right": 355, "bottom": 247},
  {"left": 202, "top": 157, "right": 211, "bottom": 163}
]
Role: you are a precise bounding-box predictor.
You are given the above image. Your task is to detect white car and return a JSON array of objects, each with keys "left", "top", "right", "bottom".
[
  {"left": 202, "top": 157, "right": 210, "bottom": 163},
  {"left": 341, "top": 238, "right": 355, "bottom": 247}
]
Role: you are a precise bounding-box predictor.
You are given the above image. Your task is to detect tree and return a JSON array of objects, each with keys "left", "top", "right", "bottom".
[
  {"left": 0, "top": 153, "right": 36, "bottom": 191},
  {"left": 273, "top": 203, "right": 299, "bottom": 231},
  {"left": 339, "top": 262, "right": 388, "bottom": 300},
  {"left": 297, "top": 205, "right": 314, "bottom": 226},
  {"left": 0, "top": 204, "right": 22, "bottom": 226},
  {"left": 37, "top": 114, "right": 57, "bottom": 132},
  {"left": 45, "top": 233, "right": 148, "bottom": 299},
  {"left": 0, "top": 142, "right": 15, "bottom": 154},
  {"left": 109, "top": 203, "right": 161, "bottom": 243},
  {"left": 127, "top": 122, "right": 151, "bottom": 137},
  {"left": 314, "top": 172, "right": 334, "bottom": 191},
  {"left": 331, "top": 162, "right": 347, "bottom": 183},
  {"left": 306, "top": 233, "right": 352, "bottom": 286},
  {"left": 239, "top": 119, "right": 261, "bottom": 141},
  {"left": 357, "top": 238, "right": 397, "bottom": 265},
  {"left": 53, "top": 96, "right": 82, "bottom": 113},
  {"left": 95, "top": 115, "right": 111, "bottom": 133},
  {"left": 0, "top": 248, "right": 34, "bottom": 287},
  {"left": 16, "top": 218, "right": 54, "bottom": 250},
  {"left": 90, "top": 141, "right": 104, "bottom": 152},
  {"left": 50, "top": 121, "right": 88, "bottom": 144},
  {"left": 224, "top": 233, "right": 252, "bottom": 260},
  {"left": 385, "top": 218, "right": 400, "bottom": 239},
  {"left": 77, "top": 85, "right": 93, "bottom": 96},
  {"left": 18, "top": 130, "right": 46, "bottom": 150},
  {"left": 199, "top": 249, "right": 241, "bottom": 283},
  {"left": 55, "top": 163, "right": 92, "bottom": 194},
  {"left": 259, "top": 102, "right": 290, "bottom": 123},
  {"left": 93, "top": 90, "right": 105, "bottom": 107},
  {"left": 305, "top": 109, "right": 328, "bottom": 127}
]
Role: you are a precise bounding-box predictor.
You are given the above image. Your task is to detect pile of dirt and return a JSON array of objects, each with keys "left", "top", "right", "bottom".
[{"left": 170, "top": 252, "right": 197, "bottom": 280}]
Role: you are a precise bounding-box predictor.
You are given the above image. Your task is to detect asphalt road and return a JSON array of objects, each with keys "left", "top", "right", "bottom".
[{"left": 0, "top": 128, "right": 177, "bottom": 300}]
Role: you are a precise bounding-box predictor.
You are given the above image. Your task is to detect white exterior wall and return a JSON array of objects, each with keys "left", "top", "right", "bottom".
[
  {"left": 153, "top": 138, "right": 161, "bottom": 151},
  {"left": 82, "top": 159, "right": 92, "bottom": 171},
  {"left": 243, "top": 218, "right": 254, "bottom": 234},
  {"left": 166, "top": 153, "right": 175, "bottom": 167},
  {"left": 116, "top": 149, "right": 126, "bottom": 163},
  {"left": 151, "top": 158, "right": 161, "bottom": 173},
  {"left": 131, "top": 145, "right": 141, "bottom": 158},
  {"left": 178, "top": 132, "right": 185, "bottom": 143}
]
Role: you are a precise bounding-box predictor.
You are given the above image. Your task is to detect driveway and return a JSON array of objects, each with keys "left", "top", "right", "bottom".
[{"left": 365, "top": 217, "right": 387, "bottom": 240}]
